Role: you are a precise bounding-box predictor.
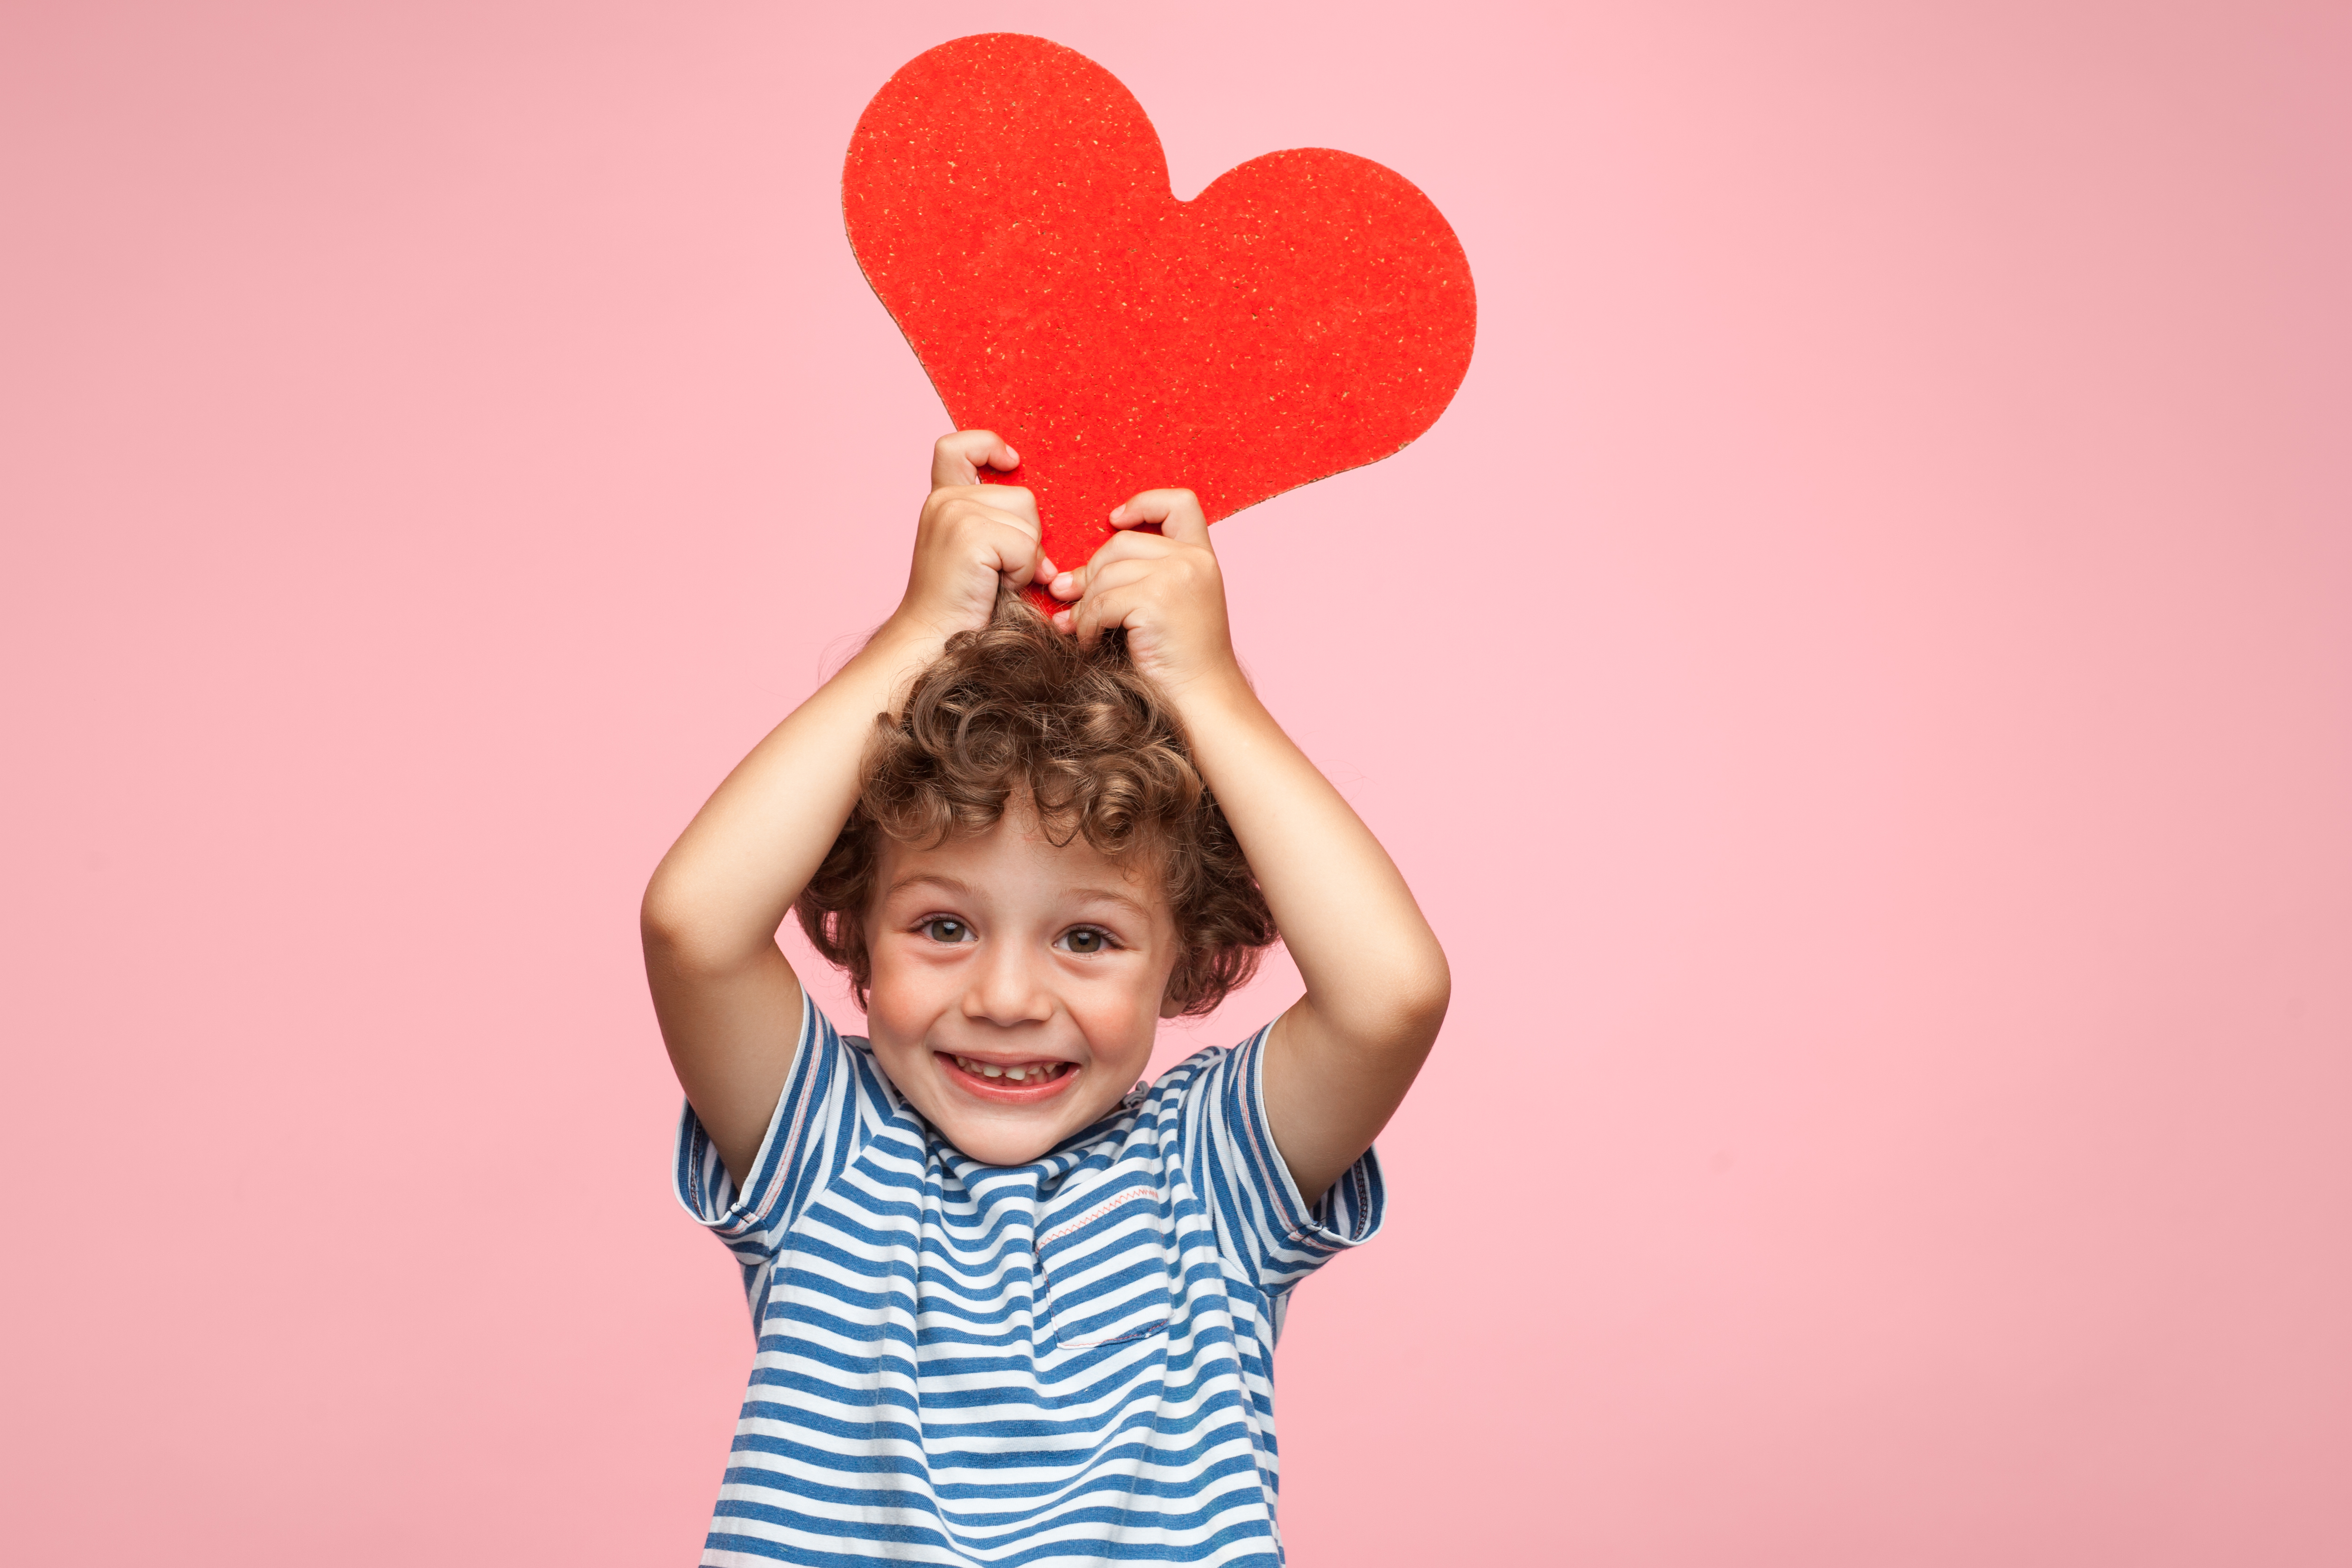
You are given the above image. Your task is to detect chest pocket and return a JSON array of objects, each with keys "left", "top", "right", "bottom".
[{"left": 1035, "top": 1183, "right": 1174, "bottom": 1349}]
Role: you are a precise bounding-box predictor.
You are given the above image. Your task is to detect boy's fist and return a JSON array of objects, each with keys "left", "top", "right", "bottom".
[
  {"left": 894, "top": 431, "right": 1055, "bottom": 642},
  {"left": 1049, "top": 488, "right": 1240, "bottom": 698}
]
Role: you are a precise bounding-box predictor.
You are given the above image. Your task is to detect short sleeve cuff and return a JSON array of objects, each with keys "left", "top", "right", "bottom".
[
  {"left": 671, "top": 989, "right": 824, "bottom": 1244},
  {"left": 1238, "top": 1025, "right": 1387, "bottom": 1266}
]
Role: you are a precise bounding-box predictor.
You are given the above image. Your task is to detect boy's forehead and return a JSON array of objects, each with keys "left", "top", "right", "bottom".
[{"left": 876, "top": 818, "right": 1170, "bottom": 911}]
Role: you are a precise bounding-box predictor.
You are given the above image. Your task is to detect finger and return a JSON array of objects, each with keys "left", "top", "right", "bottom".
[
  {"left": 1068, "top": 556, "right": 1158, "bottom": 604},
  {"left": 933, "top": 489, "right": 1042, "bottom": 545},
  {"left": 982, "top": 483, "right": 1040, "bottom": 535},
  {"left": 931, "top": 429, "right": 1020, "bottom": 490},
  {"left": 933, "top": 484, "right": 1041, "bottom": 544},
  {"left": 1067, "top": 581, "right": 1151, "bottom": 652},
  {"left": 929, "top": 495, "right": 1049, "bottom": 589},
  {"left": 1047, "top": 529, "right": 1174, "bottom": 600},
  {"left": 1067, "top": 573, "right": 1155, "bottom": 646},
  {"left": 1107, "top": 488, "right": 1210, "bottom": 544},
  {"left": 964, "top": 517, "right": 1048, "bottom": 589},
  {"left": 994, "top": 528, "right": 1048, "bottom": 589}
]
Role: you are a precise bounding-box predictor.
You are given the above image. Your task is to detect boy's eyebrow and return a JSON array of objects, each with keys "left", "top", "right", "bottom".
[
  {"left": 1065, "top": 886, "right": 1156, "bottom": 920},
  {"left": 884, "top": 872, "right": 977, "bottom": 901}
]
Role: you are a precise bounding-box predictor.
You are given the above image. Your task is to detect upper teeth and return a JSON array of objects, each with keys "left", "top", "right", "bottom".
[{"left": 954, "top": 1056, "right": 1062, "bottom": 1082}]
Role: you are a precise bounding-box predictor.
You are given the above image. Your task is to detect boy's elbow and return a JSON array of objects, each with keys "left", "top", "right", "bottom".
[
  {"left": 640, "top": 872, "right": 751, "bottom": 979},
  {"left": 1339, "top": 948, "right": 1450, "bottom": 1057},
  {"left": 1394, "top": 956, "right": 1451, "bottom": 1045},
  {"left": 640, "top": 869, "right": 686, "bottom": 949}
]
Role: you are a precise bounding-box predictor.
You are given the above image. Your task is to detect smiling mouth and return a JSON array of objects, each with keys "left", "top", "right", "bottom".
[{"left": 936, "top": 1052, "right": 1080, "bottom": 1101}]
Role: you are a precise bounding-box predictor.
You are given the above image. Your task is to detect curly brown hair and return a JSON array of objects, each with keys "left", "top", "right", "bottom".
[{"left": 796, "top": 588, "right": 1276, "bottom": 1016}]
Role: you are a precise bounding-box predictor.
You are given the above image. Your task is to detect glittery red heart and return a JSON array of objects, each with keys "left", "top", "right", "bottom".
[{"left": 843, "top": 34, "right": 1477, "bottom": 594}]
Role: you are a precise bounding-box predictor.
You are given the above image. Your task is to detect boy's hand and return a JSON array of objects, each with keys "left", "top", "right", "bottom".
[
  {"left": 1048, "top": 488, "right": 1240, "bottom": 697},
  {"left": 892, "top": 431, "right": 1055, "bottom": 644}
]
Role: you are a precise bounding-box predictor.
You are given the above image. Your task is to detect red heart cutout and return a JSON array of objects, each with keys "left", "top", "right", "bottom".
[{"left": 843, "top": 34, "right": 1476, "bottom": 593}]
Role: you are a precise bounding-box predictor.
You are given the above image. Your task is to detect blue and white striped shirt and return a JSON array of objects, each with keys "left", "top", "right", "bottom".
[{"left": 673, "top": 994, "right": 1385, "bottom": 1565}]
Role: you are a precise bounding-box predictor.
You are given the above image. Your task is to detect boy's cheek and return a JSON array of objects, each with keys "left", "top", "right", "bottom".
[{"left": 1062, "top": 985, "right": 1165, "bottom": 1075}]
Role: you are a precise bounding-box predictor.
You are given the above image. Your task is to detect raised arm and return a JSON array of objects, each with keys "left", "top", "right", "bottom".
[
  {"left": 642, "top": 432, "right": 1052, "bottom": 1189},
  {"left": 1050, "top": 492, "right": 1449, "bottom": 1201}
]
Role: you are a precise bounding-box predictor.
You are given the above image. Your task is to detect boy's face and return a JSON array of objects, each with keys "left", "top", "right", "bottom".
[{"left": 862, "top": 810, "right": 1182, "bottom": 1166}]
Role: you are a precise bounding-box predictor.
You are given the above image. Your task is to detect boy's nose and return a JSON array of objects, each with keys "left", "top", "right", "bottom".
[{"left": 961, "top": 943, "right": 1056, "bottom": 1028}]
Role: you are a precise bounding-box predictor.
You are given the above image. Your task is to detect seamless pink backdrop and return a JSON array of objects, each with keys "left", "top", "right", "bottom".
[{"left": 4, "top": 3, "right": 2348, "bottom": 1563}]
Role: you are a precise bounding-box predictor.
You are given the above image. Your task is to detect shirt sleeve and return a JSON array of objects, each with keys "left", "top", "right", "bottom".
[
  {"left": 1177, "top": 1023, "right": 1388, "bottom": 1294},
  {"left": 671, "top": 991, "right": 863, "bottom": 1274}
]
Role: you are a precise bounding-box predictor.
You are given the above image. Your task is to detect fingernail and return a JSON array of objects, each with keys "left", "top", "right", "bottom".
[
  {"left": 1053, "top": 571, "right": 1074, "bottom": 592},
  {"left": 1108, "top": 505, "right": 1126, "bottom": 522},
  {"left": 1004, "top": 447, "right": 1019, "bottom": 465}
]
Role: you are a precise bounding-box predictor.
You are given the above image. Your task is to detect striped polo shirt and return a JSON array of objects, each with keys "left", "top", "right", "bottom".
[{"left": 672, "top": 993, "right": 1385, "bottom": 1565}]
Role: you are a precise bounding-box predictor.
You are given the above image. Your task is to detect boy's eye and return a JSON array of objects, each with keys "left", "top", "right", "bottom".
[
  {"left": 919, "top": 917, "right": 971, "bottom": 944},
  {"left": 1058, "top": 926, "right": 1112, "bottom": 955}
]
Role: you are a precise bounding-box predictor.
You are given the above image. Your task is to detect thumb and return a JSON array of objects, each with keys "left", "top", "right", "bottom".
[
  {"left": 932, "top": 429, "right": 1020, "bottom": 490},
  {"left": 1109, "top": 488, "right": 1210, "bottom": 543}
]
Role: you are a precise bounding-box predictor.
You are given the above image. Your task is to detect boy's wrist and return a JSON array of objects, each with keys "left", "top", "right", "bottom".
[
  {"left": 1165, "top": 662, "right": 1267, "bottom": 736},
  {"left": 851, "top": 613, "right": 953, "bottom": 711},
  {"left": 871, "top": 608, "right": 949, "bottom": 659}
]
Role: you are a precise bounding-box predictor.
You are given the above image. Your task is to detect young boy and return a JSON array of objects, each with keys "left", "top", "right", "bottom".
[{"left": 643, "top": 431, "right": 1449, "bottom": 1565}]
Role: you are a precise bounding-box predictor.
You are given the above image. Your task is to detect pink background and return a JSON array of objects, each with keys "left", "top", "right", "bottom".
[{"left": 4, "top": 2, "right": 2348, "bottom": 1562}]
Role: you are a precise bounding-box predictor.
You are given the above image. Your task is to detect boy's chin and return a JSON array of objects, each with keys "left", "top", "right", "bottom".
[{"left": 935, "top": 1119, "right": 1069, "bottom": 1167}]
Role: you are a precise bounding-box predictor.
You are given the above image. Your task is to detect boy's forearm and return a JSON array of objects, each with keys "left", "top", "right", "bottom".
[
  {"left": 642, "top": 617, "right": 943, "bottom": 970},
  {"left": 1173, "top": 675, "right": 1450, "bottom": 1045}
]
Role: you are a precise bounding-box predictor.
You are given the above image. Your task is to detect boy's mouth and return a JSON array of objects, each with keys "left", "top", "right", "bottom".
[{"left": 936, "top": 1052, "right": 1080, "bottom": 1104}]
